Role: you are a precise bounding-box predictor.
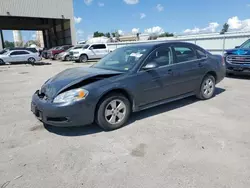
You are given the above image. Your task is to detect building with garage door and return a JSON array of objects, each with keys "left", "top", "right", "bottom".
[{"left": 0, "top": 0, "right": 76, "bottom": 50}]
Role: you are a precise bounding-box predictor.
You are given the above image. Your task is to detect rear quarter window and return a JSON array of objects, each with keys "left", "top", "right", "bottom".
[{"left": 173, "top": 46, "right": 197, "bottom": 63}]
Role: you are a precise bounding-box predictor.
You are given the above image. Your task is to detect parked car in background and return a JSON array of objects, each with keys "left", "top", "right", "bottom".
[
  {"left": 224, "top": 39, "right": 250, "bottom": 75},
  {"left": 1, "top": 47, "right": 38, "bottom": 54},
  {"left": 69, "top": 43, "right": 109, "bottom": 63},
  {"left": 42, "top": 47, "right": 54, "bottom": 59},
  {"left": 31, "top": 42, "right": 225, "bottom": 130},
  {"left": 0, "top": 50, "right": 41, "bottom": 65},
  {"left": 57, "top": 45, "right": 84, "bottom": 61},
  {"left": 47, "top": 45, "right": 73, "bottom": 60}
]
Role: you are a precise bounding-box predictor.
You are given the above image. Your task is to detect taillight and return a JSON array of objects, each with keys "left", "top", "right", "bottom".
[{"left": 222, "top": 56, "right": 225, "bottom": 66}]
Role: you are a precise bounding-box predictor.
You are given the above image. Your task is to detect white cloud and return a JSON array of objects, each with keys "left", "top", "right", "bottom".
[
  {"left": 156, "top": 4, "right": 164, "bottom": 12},
  {"left": 118, "top": 30, "right": 124, "bottom": 35},
  {"left": 183, "top": 22, "right": 220, "bottom": 34},
  {"left": 76, "top": 29, "right": 84, "bottom": 40},
  {"left": 98, "top": 2, "right": 104, "bottom": 7},
  {"left": 123, "top": 0, "right": 139, "bottom": 5},
  {"left": 132, "top": 28, "right": 140, "bottom": 34},
  {"left": 140, "top": 13, "right": 146, "bottom": 19},
  {"left": 84, "top": 0, "right": 93, "bottom": 5},
  {"left": 145, "top": 26, "right": 164, "bottom": 35},
  {"left": 227, "top": 16, "right": 250, "bottom": 31},
  {"left": 74, "top": 17, "right": 82, "bottom": 24}
]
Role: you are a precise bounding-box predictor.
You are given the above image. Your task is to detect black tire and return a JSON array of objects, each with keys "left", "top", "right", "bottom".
[
  {"left": 28, "top": 57, "right": 36, "bottom": 64},
  {"left": 196, "top": 74, "right": 216, "bottom": 100},
  {"left": 96, "top": 93, "right": 131, "bottom": 131},
  {"left": 53, "top": 54, "right": 58, "bottom": 60},
  {"left": 79, "top": 54, "right": 88, "bottom": 63},
  {"left": 65, "top": 55, "right": 70, "bottom": 61},
  {"left": 0, "top": 59, "right": 5, "bottom": 65}
]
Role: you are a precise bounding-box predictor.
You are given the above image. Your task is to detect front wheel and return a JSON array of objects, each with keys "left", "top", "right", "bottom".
[
  {"left": 196, "top": 75, "right": 215, "bottom": 100},
  {"left": 65, "top": 55, "right": 70, "bottom": 61},
  {"left": 79, "top": 54, "right": 88, "bottom": 63},
  {"left": 96, "top": 93, "right": 131, "bottom": 131}
]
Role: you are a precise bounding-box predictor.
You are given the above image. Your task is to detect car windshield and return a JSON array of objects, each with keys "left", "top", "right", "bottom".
[
  {"left": 92, "top": 45, "right": 152, "bottom": 72},
  {"left": 66, "top": 47, "right": 74, "bottom": 52},
  {"left": 0, "top": 50, "right": 7, "bottom": 54},
  {"left": 83, "top": 45, "right": 89, "bottom": 49},
  {"left": 73, "top": 46, "right": 83, "bottom": 50},
  {"left": 240, "top": 40, "right": 250, "bottom": 48}
]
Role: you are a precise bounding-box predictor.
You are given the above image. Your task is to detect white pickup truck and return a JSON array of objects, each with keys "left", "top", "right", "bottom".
[{"left": 69, "top": 43, "right": 110, "bottom": 63}]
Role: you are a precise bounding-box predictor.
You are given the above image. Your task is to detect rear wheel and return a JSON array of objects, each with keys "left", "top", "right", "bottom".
[
  {"left": 65, "top": 55, "right": 70, "bottom": 61},
  {"left": 196, "top": 75, "right": 215, "bottom": 100},
  {"left": 96, "top": 93, "right": 131, "bottom": 131},
  {"left": 0, "top": 59, "right": 5, "bottom": 65},
  {"left": 28, "top": 57, "right": 36, "bottom": 64},
  {"left": 79, "top": 54, "right": 88, "bottom": 63}
]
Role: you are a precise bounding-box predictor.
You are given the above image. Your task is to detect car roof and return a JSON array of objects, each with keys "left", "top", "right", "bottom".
[
  {"left": 125, "top": 41, "right": 195, "bottom": 48},
  {"left": 10, "top": 49, "right": 30, "bottom": 52}
]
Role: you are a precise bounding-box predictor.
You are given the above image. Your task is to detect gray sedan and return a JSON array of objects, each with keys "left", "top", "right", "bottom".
[{"left": 31, "top": 42, "right": 226, "bottom": 130}]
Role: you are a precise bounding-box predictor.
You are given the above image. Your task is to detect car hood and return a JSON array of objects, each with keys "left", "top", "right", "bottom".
[
  {"left": 225, "top": 48, "right": 250, "bottom": 55},
  {"left": 41, "top": 67, "right": 122, "bottom": 99},
  {"left": 59, "top": 51, "right": 68, "bottom": 56},
  {"left": 0, "top": 54, "right": 8, "bottom": 59}
]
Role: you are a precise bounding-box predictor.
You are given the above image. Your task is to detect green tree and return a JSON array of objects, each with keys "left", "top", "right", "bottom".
[
  {"left": 220, "top": 23, "right": 229, "bottom": 34},
  {"left": 158, "top": 32, "right": 174, "bottom": 38},
  {"left": 4, "top": 40, "right": 15, "bottom": 48},
  {"left": 105, "top": 32, "right": 111, "bottom": 38},
  {"left": 93, "top": 31, "right": 105, "bottom": 37},
  {"left": 24, "top": 40, "right": 40, "bottom": 47}
]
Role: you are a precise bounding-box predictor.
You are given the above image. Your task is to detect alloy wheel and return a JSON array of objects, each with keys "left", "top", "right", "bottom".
[
  {"left": 105, "top": 99, "right": 127, "bottom": 125},
  {"left": 28, "top": 58, "right": 36, "bottom": 63},
  {"left": 203, "top": 78, "right": 215, "bottom": 98},
  {"left": 80, "top": 55, "right": 87, "bottom": 63}
]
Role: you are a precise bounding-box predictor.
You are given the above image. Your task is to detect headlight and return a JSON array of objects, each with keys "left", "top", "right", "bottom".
[{"left": 53, "top": 88, "right": 89, "bottom": 103}]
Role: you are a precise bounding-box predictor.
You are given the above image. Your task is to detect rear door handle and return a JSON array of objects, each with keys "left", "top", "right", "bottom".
[
  {"left": 198, "top": 62, "right": 203, "bottom": 67},
  {"left": 167, "top": 69, "right": 173, "bottom": 75}
]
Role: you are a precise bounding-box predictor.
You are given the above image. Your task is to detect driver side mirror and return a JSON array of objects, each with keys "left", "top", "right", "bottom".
[
  {"left": 142, "top": 62, "right": 158, "bottom": 71},
  {"left": 89, "top": 47, "right": 94, "bottom": 50}
]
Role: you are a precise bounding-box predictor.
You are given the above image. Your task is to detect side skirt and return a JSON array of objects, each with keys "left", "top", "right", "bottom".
[{"left": 134, "top": 92, "right": 195, "bottom": 112}]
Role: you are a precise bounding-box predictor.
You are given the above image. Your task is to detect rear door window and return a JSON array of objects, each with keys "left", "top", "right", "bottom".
[
  {"left": 173, "top": 46, "right": 197, "bottom": 63},
  {"left": 10, "top": 51, "right": 29, "bottom": 56},
  {"left": 196, "top": 49, "right": 207, "bottom": 59}
]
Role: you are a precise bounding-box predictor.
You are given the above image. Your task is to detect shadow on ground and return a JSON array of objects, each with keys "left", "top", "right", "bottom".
[
  {"left": 0, "top": 61, "right": 51, "bottom": 66},
  {"left": 45, "top": 87, "right": 226, "bottom": 137}
]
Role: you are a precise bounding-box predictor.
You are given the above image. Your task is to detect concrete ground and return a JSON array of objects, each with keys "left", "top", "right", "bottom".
[{"left": 0, "top": 60, "right": 250, "bottom": 188}]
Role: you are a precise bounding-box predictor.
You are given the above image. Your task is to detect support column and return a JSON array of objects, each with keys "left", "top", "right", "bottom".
[
  {"left": 0, "top": 30, "right": 4, "bottom": 50},
  {"left": 61, "top": 19, "right": 66, "bottom": 44},
  {"left": 52, "top": 20, "right": 58, "bottom": 46}
]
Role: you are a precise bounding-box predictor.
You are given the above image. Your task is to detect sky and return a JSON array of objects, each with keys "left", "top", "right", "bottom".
[{"left": 2, "top": 0, "right": 250, "bottom": 42}]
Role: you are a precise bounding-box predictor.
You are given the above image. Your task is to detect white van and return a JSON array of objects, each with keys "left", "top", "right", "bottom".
[{"left": 69, "top": 43, "right": 110, "bottom": 63}]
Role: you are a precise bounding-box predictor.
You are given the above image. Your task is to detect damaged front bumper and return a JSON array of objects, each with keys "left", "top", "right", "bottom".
[{"left": 31, "top": 90, "right": 95, "bottom": 127}]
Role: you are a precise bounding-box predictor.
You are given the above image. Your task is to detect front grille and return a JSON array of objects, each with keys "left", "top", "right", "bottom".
[{"left": 226, "top": 55, "right": 250, "bottom": 64}]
